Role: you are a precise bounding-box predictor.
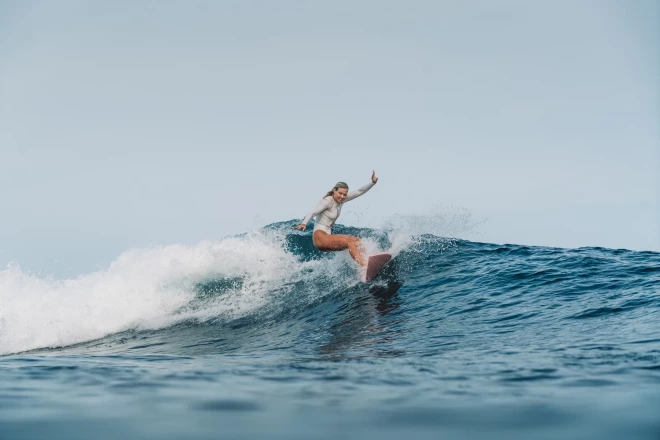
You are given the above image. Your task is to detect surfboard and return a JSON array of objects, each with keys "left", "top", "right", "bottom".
[{"left": 365, "top": 252, "right": 392, "bottom": 282}]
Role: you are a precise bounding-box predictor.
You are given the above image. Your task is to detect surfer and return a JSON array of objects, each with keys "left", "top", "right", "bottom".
[{"left": 293, "top": 171, "right": 378, "bottom": 267}]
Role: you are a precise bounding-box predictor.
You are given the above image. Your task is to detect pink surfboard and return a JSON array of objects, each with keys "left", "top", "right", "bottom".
[{"left": 365, "top": 252, "right": 392, "bottom": 282}]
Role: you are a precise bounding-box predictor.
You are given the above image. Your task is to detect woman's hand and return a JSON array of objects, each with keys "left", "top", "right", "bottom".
[
  {"left": 292, "top": 224, "right": 307, "bottom": 231},
  {"left": 371, "top": 170, "right": 378, "bottom": 184}
]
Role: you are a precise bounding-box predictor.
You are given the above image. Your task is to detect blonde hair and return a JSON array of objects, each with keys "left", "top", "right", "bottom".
[{"left": 324, "top": 181, "right": 348, "bottom": 198}]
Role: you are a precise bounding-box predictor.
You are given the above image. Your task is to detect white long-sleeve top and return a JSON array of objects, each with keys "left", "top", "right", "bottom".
[{"left": 301, "top": 181, "right": 375, "bottom": 234}]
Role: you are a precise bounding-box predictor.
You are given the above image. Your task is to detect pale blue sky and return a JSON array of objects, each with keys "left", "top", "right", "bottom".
[{"left": 1, "top": 0, "right": 658, "bottom": 275}]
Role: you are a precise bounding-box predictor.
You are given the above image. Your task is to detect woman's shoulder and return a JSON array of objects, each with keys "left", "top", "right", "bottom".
[{"left": 320, "top": 196, "right": 335, "bottom": 206}]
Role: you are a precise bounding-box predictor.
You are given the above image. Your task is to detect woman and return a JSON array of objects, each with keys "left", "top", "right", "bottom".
[{"left": 293, "top": 171, "right": 379, "bottom": 266}]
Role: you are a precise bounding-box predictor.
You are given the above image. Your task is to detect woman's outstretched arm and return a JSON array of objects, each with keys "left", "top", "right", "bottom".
[{"left": 293, "top": 198, "right": 333, "bottom": 230}]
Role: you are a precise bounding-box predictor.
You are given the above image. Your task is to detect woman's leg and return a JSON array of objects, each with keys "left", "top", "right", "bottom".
[{"left": 313, "top": 231, "right": 367, "bottom": 266}]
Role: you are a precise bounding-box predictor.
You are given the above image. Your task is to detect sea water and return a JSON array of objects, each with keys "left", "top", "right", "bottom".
[{"left": 1, "top": 221, "right": 658, "bottom": 439}]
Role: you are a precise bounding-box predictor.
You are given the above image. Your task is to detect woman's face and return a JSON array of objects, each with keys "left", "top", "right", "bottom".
[{"left": 333, "top": 187, "right": 348, "bottom": 203}]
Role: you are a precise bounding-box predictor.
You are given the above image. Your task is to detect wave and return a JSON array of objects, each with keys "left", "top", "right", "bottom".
[
  {"left": 0, "top": 221, "right": 422, "bottom": 355},
  {"left": 0, "top": 219, "right": 657, "bottom": 357}
]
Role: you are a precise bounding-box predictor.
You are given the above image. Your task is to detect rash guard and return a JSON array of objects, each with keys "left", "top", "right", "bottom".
[{"left": 301, "top": 181, "right": 375, "bottom": 234}]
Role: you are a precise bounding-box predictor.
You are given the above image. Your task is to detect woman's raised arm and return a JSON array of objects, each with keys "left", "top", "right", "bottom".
[{"left": 344, "top": 171, "right": 378, "bottom": 203}]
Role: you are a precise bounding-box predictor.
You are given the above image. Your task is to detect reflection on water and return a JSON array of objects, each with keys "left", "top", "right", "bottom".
[
  {"left": 370, "top": 281, "right": 403, "bottom": 316},
  {"left": 319, "top": 276, "right": 404, "bottom": 359}
]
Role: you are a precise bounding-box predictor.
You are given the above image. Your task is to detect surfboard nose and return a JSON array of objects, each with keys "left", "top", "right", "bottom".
[{"left": 366, "top": 253, "right": 392, "bottom": 282}]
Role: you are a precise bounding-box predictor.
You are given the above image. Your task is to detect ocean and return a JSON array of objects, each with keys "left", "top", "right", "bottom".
[{"left": 1, "top": 221, "right": 658, "bottom": 439}]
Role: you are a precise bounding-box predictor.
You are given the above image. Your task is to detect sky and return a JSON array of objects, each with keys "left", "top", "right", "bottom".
[{"left": 0, "top": 0, "right": 658, "bottom": 275}]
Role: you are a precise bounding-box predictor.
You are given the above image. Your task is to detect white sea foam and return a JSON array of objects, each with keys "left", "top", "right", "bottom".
[{"left": 0, "top": 229, "right": 334, "bottom": 355}]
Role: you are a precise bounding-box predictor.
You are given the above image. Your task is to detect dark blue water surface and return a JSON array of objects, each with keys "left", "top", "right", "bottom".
[{"left": 1, "top": 222, "right": 659, "bottom": 439}]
